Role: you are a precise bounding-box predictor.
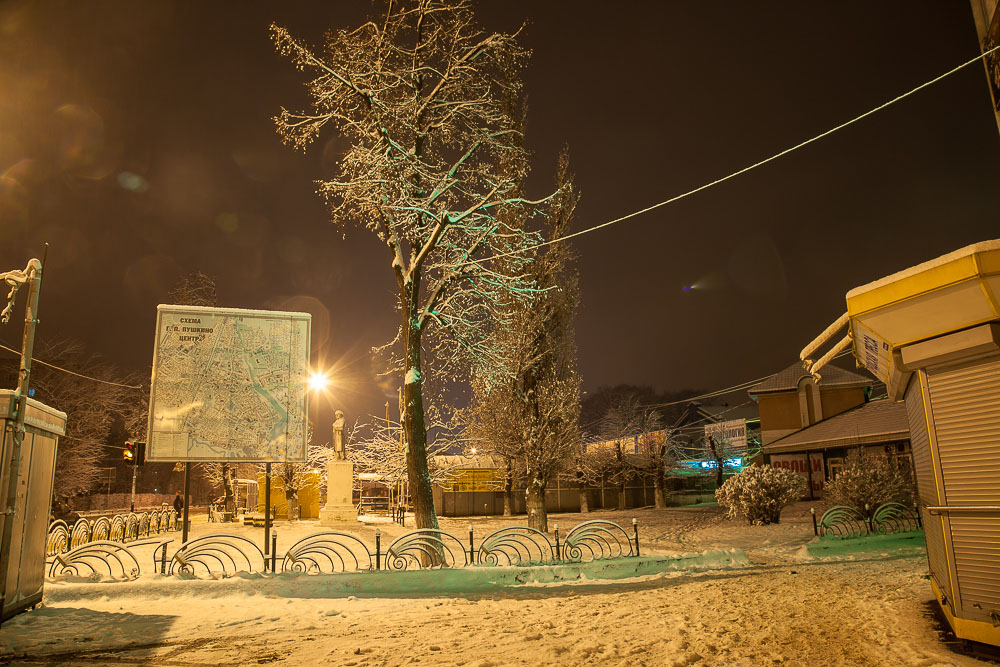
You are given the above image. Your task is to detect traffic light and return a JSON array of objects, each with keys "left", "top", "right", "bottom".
[{"left": 123, "top": 441, "right": 146, "bottom": 466}]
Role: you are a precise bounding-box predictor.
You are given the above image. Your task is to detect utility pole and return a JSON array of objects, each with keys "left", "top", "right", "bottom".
[
  {"left": 0, "top": 254, "right": 44, "bottom": 622},
  {"left": 129, "top": 449, "right": 138, "bottom": 512}
]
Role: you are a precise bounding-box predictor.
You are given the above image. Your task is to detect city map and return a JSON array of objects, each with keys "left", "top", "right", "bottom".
[{"left": 147, "top": 305, "right": 311, "bottom": 462}]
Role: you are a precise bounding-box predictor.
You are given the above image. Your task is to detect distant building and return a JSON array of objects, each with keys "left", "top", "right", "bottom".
[
  {"left": 748, "top": 361, "right": 911, "bottom": 497},
  {"left": 748, "top": 361, "right": 873, "bottom": 445}
]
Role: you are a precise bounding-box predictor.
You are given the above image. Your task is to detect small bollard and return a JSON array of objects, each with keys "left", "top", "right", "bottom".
[
  {"left": 159, "top": 542, "right": 168, "bottom": 575},
  {"left": 375, "top": 528, "right": 381, "bottom": 571},
  {"left": 271, "top": 529, "right": 277, "bottom": 573},
  {"left": 632, "top": 517, "right": 639, "bottom": 557},
  {"left": 468, "top": 524, "right": 475, "bottom": 564},
  {"left": 554, "top": 524, "right": 560, "bottom": 560},
  {"left": 810, "top": 507, "right": 818, "bottom": 536}
]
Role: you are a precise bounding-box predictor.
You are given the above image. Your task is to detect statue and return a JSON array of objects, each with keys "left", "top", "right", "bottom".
[{"left": 332, "top": 410, "right": 346, "bottom": 460}]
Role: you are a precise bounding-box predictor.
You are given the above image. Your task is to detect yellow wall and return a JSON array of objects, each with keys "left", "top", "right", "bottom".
[
  {"left": 757, "top": 394, "right": 801, "bottom": 432},
  {"left": 819, "top": 387, "right": 866, "bottom": 422},
  {"left": 256, "top": 471, "right": 321, "bottom": 519}
]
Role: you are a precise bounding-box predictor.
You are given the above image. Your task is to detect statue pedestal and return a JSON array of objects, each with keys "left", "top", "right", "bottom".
[{"left": 320, "top": 460, "right": 356, "bottom": 525}]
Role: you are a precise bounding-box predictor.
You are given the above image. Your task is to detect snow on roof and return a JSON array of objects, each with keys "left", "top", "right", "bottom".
[
  {"left": 747, "top": 361, "right": 871, "bottom": 396},
  {"left": 845, "top": 239, "right": 1000, "bottom": 299},
  {"left": 763, "top": 399, "right": 909, "bottom": 453}
]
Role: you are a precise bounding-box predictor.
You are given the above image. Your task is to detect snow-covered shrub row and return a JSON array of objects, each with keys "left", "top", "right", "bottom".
[
  {"left": 715, "top": 464, "right": 805, "bottom": 526},
  {"left": 823, "top": 453, "right": 914, "bottom": 518}
]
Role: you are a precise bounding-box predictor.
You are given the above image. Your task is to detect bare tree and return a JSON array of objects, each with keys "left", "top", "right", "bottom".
[
  {"left": 632, "top": 423, "right": 675, "bottom": 509},
  {"left": 167, "top": 271, "right": 218, "bottom": 309},
  {"left": 0, "top": 339, "right": 133, "bottom": 500},
  {"left": 272, "top": 1, "right": 559, "bottom": 529},
  {"left": 466, "top": 153, "right": 580, "bottom": 531},
  {"left": 574, "top": 443, "right": 619, "bottom": 512},
  {"left": 599, "top": 396, "right": 647, "bottom": 509}
]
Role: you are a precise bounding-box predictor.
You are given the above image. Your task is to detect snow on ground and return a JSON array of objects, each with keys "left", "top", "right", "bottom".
[{"left": 0, "top": 502, "right": 993, "bottom": 666}]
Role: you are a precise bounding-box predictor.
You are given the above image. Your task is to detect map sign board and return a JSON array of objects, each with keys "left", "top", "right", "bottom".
[{"left": 147, "top": 305, "right": 311, "bottom": 462}]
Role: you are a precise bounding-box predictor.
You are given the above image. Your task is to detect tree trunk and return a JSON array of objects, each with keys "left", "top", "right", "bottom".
[
  {"left": 401, "top": 313, "right": 439, "bottom": 530},
  {"left": 285, "top": 488, "right": 299, "bottom": 520},
  {"left": 618, "top": 482, "right": 626, "bottom": 510},
  {"left": 222, "top": 463, "right": 235, "bottom": 521},
  {"left": 503, "top": 468, "right": 513, "bottom": 516},
  {"left": 653, "top": 466, "right": 667, "bottom": 509},
  {"left": 526, "top": 482, "right": 547, "bottom": 532},
  {"left": 579, "top": 488, "right": 589, "bottom": 513},
  {"left": 708, "top": 436, "right": 725, "bottom": 488}
]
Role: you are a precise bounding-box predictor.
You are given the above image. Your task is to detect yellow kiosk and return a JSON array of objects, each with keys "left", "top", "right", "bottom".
[{"left": 802, "top": 239, "right": 1000, "bottom": 648}]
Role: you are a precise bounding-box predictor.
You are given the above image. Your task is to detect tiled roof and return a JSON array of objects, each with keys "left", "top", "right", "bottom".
[
  {"left": 697, "top": 403, "right": 760, "bottom": 423},
  {"left": 747, "top": 361, "right": 872, "bottom": 396},
  {"left": 763, "top": 399, "right": 909, "bottom": 453}
]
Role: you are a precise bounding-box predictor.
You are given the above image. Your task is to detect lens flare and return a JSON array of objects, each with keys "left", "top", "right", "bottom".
[{"left": 307, "top": 371, "right": 331, "bottom": 393}]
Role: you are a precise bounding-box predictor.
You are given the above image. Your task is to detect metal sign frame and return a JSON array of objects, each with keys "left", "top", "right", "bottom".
[{"left": 146, "top": 305, "right": 311, "bottom": 463}]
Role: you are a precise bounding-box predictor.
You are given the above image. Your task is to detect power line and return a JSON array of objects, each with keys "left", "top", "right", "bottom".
[
  {"left": 469, "top": 44, "right": 1000, "bottom": 266},
  {"left": 0, "top": 343, "right": 143, "bottom": 390}
]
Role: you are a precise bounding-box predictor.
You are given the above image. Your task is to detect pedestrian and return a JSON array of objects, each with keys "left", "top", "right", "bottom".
[{"left": 173, "top": 490, "right": 183, "bottom": 513}]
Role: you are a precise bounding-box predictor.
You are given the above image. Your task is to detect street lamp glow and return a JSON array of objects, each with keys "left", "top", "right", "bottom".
[{"left": 307, "top": 370, "right": 331, "bottom": 393}]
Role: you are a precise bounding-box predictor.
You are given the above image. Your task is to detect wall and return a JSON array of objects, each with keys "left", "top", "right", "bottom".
[
  {"left": 68, "top": 493, "right": 177, "bottom": 513},
  {"left": 256, "top": 471, "right": 321, "bottom": 519},
  {"left": 756, "top": 393, "right": 802, "bottom": 443},
  {"left": 433, "top": 476, "right": 713, "bottom": 516},
  {"left": 819, "top": 387, "right": 866, "bottom": 422}
]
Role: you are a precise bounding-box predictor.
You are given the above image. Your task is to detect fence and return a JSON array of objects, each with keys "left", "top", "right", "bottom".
[
  {"left": 45, "top": 518, "right": 641, "bottom": 580},
  {"left": 435, "top": 477, "right": 711, "bottom": 516},
  {"left": 815, "top": 502, "right": 922, "bottom": 538},
  {"left": 46, "top": 509, "right": 179, "bottom": 556}
]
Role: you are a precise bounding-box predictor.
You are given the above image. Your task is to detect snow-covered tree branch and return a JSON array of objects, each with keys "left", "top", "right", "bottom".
[{"left": 273, "top": 0, "right": 561, "bottom": 529}]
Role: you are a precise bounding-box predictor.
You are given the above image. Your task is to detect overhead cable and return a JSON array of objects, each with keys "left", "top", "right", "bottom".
[
  {"left": 0, "top": 343, "right": 143, "bottom": 390},
  {"left": 468, "top": 44, "right": 1000, "bottom": 265}
]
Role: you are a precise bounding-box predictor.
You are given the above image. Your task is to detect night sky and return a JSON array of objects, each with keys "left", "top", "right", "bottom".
[{"left": 1, "top": 2, "right": 998, "bottom": 434}]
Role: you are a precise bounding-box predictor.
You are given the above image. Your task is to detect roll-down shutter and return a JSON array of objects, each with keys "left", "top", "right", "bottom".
[
  {"left": 926, "top": 355, "right": 1000, "bottom": 622},
  {"left": 905, "top": 376, "right": 953, "bottom": 604}
]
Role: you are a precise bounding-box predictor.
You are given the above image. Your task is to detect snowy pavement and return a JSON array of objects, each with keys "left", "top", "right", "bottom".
[{"left": 0, "top": 503, "right": 992, "bottom": 666}]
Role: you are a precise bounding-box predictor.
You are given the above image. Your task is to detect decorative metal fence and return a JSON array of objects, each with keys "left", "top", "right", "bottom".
[
  {"left": 46, "top": 509, "right": 179, "bottom": 556},
  {"left": 44, "top": 518, "right": 641, "bottom": 580},
  {"left": 816, "top": 502, "right": 922, "bottom": 538}
]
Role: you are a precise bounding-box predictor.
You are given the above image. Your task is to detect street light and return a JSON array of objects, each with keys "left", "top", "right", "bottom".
[{"left": 307, "top": 370, "right": 331, "bottom": 393}]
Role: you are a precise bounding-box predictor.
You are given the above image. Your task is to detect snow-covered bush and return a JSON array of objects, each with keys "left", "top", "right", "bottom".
[
  {"left": 715, "top": 464, "right": 805, "bottom": 525},
  {"left": 823, "top": 453, "right": 914, "bottom": 518}
]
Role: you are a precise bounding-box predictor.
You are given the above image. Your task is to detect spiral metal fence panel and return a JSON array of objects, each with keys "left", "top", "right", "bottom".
[
  {"left": 91, "top": 516, "right": 111, "bottom": 541},
  {"left": 478, "top": 526, "right": 555, "bottom": 566},
  {"left": 385, "top": 530, "right": 469, "bottom": 570},
  {"left": 46, "top": 520, "right": 69, "bottom": 556},
  {"left": 871, "top": 502, "right": 921, "bottom": 534},
  {"left": 563, "top": 520, "right": 635, "bottom": 561},
  {"left": 70, "top": 518, "right": 91, "bottom": 549},
  {"left": 48, "top": 518, "right": 645, "bottom": 581},
  {"left": 47, "top": 540, "right": 144, "bottom": 580},
  {"left": 125, "top": 514, "right": 140, "bottom": 542},
  {"left": 47, "top": 509, "right": 179, "bottom": 557},
  {"left": 819, "top": 502, "right": 922, "bottom": 538},
  {"left": 282, "top": 532, "right": 373, "bottom": 574},
  {"left": 168, "top": 534, "right": 266, "bottom": 577}
]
